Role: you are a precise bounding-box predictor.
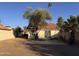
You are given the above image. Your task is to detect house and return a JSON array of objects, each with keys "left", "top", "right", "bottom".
[
  {"left": 0, "top": 24, "right": 15, "bottom": 41},
  {"left": 37, "top": 23, "right": 59, "bottom": 39},
  {"left": 26, "top": 23, "right": 59, "bottom": 39}
]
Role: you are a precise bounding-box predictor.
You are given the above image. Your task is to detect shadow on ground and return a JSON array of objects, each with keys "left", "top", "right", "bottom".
[{"left": 24, "top": 40, "right": 79, "bottom": 56}]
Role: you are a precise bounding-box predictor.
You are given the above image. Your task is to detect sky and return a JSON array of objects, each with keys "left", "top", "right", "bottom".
[{"left": 0, "top": 2, "right": 79, "bottom": 28}]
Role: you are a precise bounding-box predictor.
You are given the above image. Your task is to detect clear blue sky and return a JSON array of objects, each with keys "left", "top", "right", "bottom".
[{"left": 0, "top": 2, "right": 79, "bottom": 28}]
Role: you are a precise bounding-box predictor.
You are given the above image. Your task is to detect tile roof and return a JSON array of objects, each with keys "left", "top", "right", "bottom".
[
  {"left": 0, "top": 24, "right": 11, "bottom": 30},
  {"left": 38, "top": 23, "right": 58, "bottom": 30}
]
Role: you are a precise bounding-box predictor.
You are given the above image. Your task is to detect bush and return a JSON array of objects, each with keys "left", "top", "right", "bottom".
[{"left": 13, "top": 26, "right": 23, "bottom": 37}]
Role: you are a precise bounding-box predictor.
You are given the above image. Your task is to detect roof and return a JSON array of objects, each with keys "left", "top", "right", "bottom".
[
  {"left": 0, "top": 24, "right": 11, "bottom": 30},
  {"left": 38, "top": 23, "right": 58, "bottom": 30}
]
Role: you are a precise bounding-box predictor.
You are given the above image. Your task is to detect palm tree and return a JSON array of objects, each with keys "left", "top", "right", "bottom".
[
  {"left": 57, "top": 17, "right": 64, "bottom": 31},
  {"left": 57, "top": 16, "right": 79, "bottom": 44},
  {"left": 48, "top": 2, "right": 53, "bottom": 8},
  {"left": 57, "top": 17, "right": 64, "bottom": 41},
  {"left": 64, "top": 16, "right": 79, "bottom": 44}
]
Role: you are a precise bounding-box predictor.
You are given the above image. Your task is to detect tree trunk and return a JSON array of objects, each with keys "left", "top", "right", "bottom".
[
  {"left": 30, "top": 26, "right": 38, "bottom": 40},
  {"left": 69, "top": 30, "right": 75, "bottom": 45}
]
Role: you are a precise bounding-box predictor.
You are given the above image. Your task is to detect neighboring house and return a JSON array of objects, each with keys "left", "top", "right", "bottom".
[
  {"left": 0, "top": 24, "right": 15, "bottom": 41},
  {"left": 37, "top": 23, "right": 59, "bottom": 39}
]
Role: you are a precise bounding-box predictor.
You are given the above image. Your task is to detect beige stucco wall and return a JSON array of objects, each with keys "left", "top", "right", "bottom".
[
  {"left": 51, "top": 30, "right": 59, "bottom": 38},
  {"left": 26, "top": 31, "right": 31, "bottom": 38},
  {"left": 37, "top": 30, "right": 59, "bottom": 39},
  {"left": 0, "top": 30, "right": 15, "bottom": 41},
  {"left": 38, "top": 30, "right": 45, "bottom": 39}
]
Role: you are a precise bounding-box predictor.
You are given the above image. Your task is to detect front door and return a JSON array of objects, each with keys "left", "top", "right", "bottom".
[{"left": 45, "top": 30, "right": 51, "bottom": 38}]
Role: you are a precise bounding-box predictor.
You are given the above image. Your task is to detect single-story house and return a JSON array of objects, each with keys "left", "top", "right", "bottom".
[
  {"left": 0, "top": 24, "right": 15, "bottom": 41},
  {"left": 26, "top": 23, "right": 59, "bottom": 39},
  {"left": 37, "top": 23, "right": 59, "bottom": 39}
]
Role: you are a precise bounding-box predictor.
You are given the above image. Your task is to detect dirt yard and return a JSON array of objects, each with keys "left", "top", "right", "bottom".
[
  {"left": 0, "top": 38, "right": 79, "bottom": 56},
  {"left": 0, "top": 38, "right": 40, "bottom": 56}
]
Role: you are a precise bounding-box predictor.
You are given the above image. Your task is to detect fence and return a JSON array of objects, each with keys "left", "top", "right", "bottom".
[{"left": 59, "top": 31, "right": 79, "bottom": 43}]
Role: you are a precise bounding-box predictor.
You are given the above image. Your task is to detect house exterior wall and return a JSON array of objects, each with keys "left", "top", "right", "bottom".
[
  {"left": 51, "top": 30, "right": 59, "bottom": 38},
  {"left": 26, "top": 31, "right": 31, "bottom": 39},
  {"left": 38, "top": 30, "right": 45, "bottom": 39},
  {"left": 0, "top": 30, "right": 15, "bottom": 41},
  {"left": 37, "top": 30, "right": 59, "bottom": 39}
]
